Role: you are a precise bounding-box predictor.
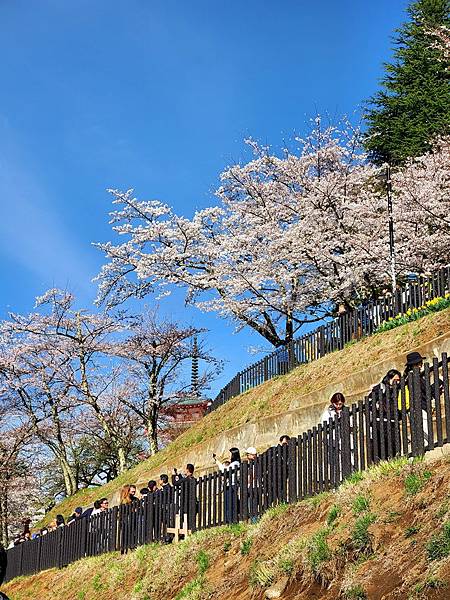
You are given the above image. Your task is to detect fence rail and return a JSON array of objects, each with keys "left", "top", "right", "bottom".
[
  {"left": 208, "top": 266, "right": 450, "bottom": 413},
  {"left": 4, "top": 351, "right": 450, "bottom": 583}
]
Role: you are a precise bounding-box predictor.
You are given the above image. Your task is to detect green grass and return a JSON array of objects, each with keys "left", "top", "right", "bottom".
[
  {"left": 383, "top": 510, "right": 401, "bottom": 524},
  {"left": 91, "top": 574, "right": 103, "bottom": 592},
  {"left": 327, "top": 505, "right": 341, "bottom": 526},
  {"left": 262, "top": 502, "right": 290, "bottom": 520},
  {"left": 174, "top": 576, "right": 205, "bottom": 600},
  {"left": 306, "top": 527, "right": 331, "bottom": 572},
  {"left": 278, "top": 556, "right": 294, "bottom": 575},
  {"left": 346, "top": 471, "right": 365, "bottom": 485},
  {"left": 436, "top": 496, "right": 450, "bottom": 519},
  {"left": 249, "top": 560, "right": 275, "bottom": 588},
  {"left": 426, "top": 521, "right": 450, "bottom": 561},
  {"left": 174, "top": 549, "right": 210, "bottom": 599},
  {"left": 240, "top": 538, "right": 253, "bottom": 555},
  {"left": 225, "top": 522, "right": 247, "bottom": 536},
  {"left": 342, "top": 584, "right": 367, "bottom": 599},
  {"left": 351, "top": 513, "right": 377, "bottom": 555},
  {"left": 404, "top": 525, "right": 420, "bottom": 538},
  {"left": 352, "top": 494, "right": 370, "bottom": 515},
  {"left": 411, "top": 576, "right": 447, "bottom": 598},
  {"left": 34, "top": 307, "right": 450, "bottom": 530},
  {"left": 404, "top": 471, "right": 432, "bottom": 496},
  {"left": 196, "top": 550, "right": 209, "bottom": 575}
]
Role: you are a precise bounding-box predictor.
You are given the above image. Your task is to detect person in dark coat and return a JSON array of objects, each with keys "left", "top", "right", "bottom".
[
  {"left": 0, "top": 544, "right": 6, "bottom": 585},
  {"left": 67, "top": 507, "right": 83, "bottom": 525},
  {"left": 403, "top": 351, "right": 443, "bottom": 447},
  {"left": 369, "top": 369, "right": 401, "bottom": 461},
  {"left": 0, "top": 543, "right": 11, "bottom": 599}
]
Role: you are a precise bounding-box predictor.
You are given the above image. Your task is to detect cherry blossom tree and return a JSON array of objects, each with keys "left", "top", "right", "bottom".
[
  {"left": 95, "top": 120, "right": 391, "bottom": 347},
  {"left": 0, "top": 323, "right": 81, "bottom": 497},
  {"left": 114, "top": 310, "right": 219, "bottom": 455},
  {"left": 2, "top": 289, "right": 146, "bottom": 479},
  {"left": 392, "top": 137, "right": 450, "bottom": 274},
  {"left": 0, "top": 289, "right": 142, "bottom": 494},
  {"left": 73, "top": 383, "right": 144, "bottom": 481},
  {"left": 0, "top": 400, "right": 31, "bottom": 546}
]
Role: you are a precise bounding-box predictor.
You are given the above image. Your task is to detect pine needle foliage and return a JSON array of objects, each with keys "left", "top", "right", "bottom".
[{"left": 364, "top": 0, "right": 450, "bottom": 164}]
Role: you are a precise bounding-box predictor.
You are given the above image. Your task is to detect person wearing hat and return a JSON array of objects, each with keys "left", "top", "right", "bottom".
[
  {"left": 245, "top": 447, "right": 257, "bottom": 461},
  {"left": 404, "top": 351, "right": 426, "bottom": 373},
  {"left": 403, "top": 351, "right": 442, "bottom": 447},
  {"left": 213, "top": 448, "right": 241, "bottom": 523}
]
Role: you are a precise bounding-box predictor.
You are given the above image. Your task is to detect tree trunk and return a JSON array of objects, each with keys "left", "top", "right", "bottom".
[
  {"left": 0, "top": 488, "right": 8, "bottom": 547},
  {"left": 58, "top": 455, "right": 78, "bottom": 497},
  {"left": 117, "top": 446, "right": 127, "bottom": 474},
  {"left": 147, "top": 413, "right": 159, "bottom": 456}
]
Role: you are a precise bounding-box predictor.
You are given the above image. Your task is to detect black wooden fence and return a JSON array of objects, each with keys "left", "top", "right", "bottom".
[
  {"left": 4, "top": 352, "right": 450, "bottom": 583},
  {"left": 208, "top": 266, "right": 450, "bottom": 413}
]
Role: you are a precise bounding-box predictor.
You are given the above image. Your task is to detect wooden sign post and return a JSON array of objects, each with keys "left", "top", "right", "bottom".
[{"left": 166, "top": 513, "right": 191, "bottom": 543}]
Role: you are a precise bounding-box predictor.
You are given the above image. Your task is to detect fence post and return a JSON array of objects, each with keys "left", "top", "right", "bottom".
[
  {"left": 187, "top": 477, "right": 197, "bottom": 533},
  {"left": 240, "top": 461, "right": 249, "bottom": 521},
  {"left": 340, "top": 406, "right": 352, "bottom": 478},
  {"left": 409, "top": 370, "right": 425, "bottom": 457}
]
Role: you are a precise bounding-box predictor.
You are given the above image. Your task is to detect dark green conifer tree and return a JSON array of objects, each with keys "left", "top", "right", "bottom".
[{"left": 364, "top": 0, "right": 449, "bottom": 164}]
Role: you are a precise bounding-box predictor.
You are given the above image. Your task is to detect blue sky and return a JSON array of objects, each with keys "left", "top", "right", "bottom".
[{"left": 0, "top": 0, "right": 409, "bottom": 395}]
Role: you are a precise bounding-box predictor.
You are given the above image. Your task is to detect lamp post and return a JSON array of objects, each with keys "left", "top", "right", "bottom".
[{"left": 386, "top": 164, "right": 397, "bottom": 296}]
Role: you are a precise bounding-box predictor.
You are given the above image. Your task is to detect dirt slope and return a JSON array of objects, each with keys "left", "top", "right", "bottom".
[
  {"left": 35, "top": 307, "right": 450, "bottom": 528},
  {"left": 5, "top": 453, "right": 450, "bottom": 600}
]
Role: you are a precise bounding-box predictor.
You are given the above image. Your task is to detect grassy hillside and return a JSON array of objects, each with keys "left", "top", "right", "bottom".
[
  {"left": 36, "top": 307, "right": 450, "bottom": 527},
  {"left": 5, "top": 453, "right": 450, "bottom": 599}
]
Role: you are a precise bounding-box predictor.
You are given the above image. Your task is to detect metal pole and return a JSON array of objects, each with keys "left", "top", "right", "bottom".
[{"left": 386, "top": 164, "right": 397, "bottom": 295}]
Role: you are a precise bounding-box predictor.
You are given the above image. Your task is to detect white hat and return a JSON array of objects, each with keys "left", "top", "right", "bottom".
[{"left": 246, "top": 446, "right": 257, "bottom": 455}]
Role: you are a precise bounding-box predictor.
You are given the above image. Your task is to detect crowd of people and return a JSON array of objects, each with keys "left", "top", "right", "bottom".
[
  {"left": 8, "top": 351, "right": 437, "bottom": 548},
  {"left": 319, "top": 351, "right": 441, "bottom": 460}
]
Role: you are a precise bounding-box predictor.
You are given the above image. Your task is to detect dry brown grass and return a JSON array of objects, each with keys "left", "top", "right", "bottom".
[
  {"left": 35, "top": 308, "right": 450, "bottom": 528},
  {"left": 6, "top": 454, "right": 450, "bottom": 600}
]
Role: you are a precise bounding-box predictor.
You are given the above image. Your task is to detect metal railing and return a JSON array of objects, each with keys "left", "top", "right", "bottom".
[{"left": 208, "top": 266, "right": 450, "bottom": 413}]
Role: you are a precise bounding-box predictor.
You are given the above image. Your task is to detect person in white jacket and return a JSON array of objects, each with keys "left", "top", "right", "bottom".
[
  {"left": 213, "top": 448, "right": 241, "bottom": 523},
  {"left": 320, "top": 392, "right": 346, "bottom": 424}
]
